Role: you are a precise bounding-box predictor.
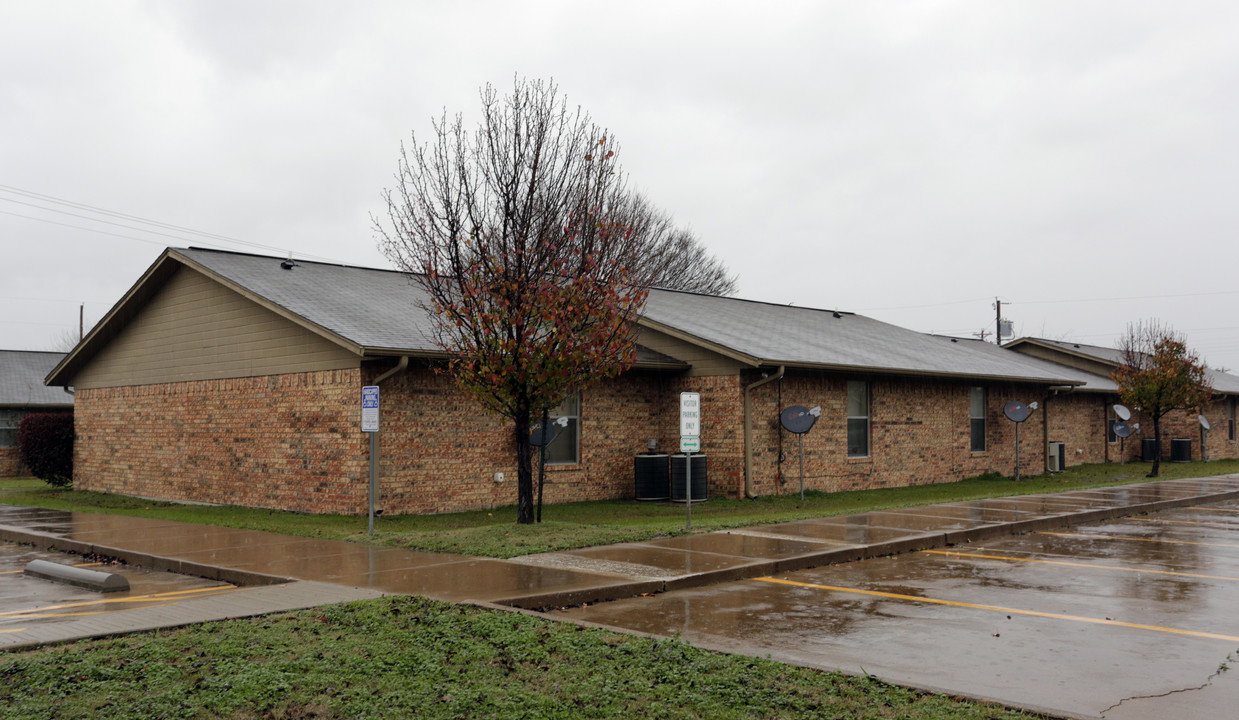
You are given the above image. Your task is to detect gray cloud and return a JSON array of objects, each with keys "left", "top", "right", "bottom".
[{"left": 3, "top": 0, "right": 1237, "bottom": 368}]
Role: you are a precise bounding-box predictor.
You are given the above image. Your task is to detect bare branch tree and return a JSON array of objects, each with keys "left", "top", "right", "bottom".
[
  {"left": 377, "top": 77, "right": 720, "bottom": 523},
  {"left": 1113, "top": 320, "right": 1213, "bottom": 478}
]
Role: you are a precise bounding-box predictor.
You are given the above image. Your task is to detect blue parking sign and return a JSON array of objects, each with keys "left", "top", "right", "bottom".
[{"left": 362, "top": 386, "right": 380, "bottom": 432}]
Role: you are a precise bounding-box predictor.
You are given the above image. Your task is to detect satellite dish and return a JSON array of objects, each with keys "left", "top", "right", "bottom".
[
  {"left": 1003, "top": 401, "right": 1031, "bottom": 423},
  {"left": 780, "top": 405, "right": 819, "bottom": 435},
  {"left": 1113, "top": 421, "right": 1132, "bottom": 439},
  {"left": 1200, "top": 415, "right": 1212, "bottom": 430},
  {"left": 1113, "top": 404, "right": 1132, "bottom": 421}
]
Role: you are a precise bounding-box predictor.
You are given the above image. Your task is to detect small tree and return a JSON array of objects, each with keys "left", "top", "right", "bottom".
[
  {"left": 378, "top": 78, "right": 715, "bottom": 524},
  {"left": 1113, "top": 321, "right": 1212, "bottom": 477},
  {"left": 17, "top": 413, "right": 74, "bottom": 487}
]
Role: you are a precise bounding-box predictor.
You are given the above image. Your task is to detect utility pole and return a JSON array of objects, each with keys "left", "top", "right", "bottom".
[{"left": 994, "top": 298, "right": 1002, "bottom": 346}]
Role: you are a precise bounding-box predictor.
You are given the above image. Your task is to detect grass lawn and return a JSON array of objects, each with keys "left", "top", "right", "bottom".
[
  {"left": 0, "top": 594, "right": 1043, "bottom": 720},
  {"left": 3, "top": 459, "right": 1238, "bottom": 558}
]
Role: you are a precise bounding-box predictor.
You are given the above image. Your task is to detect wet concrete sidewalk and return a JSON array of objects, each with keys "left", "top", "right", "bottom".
[{"left": 3, "top": 474, "right": 1239, "bottom": 650}]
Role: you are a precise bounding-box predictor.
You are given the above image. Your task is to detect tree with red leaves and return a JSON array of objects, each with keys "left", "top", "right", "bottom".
[
  {"left": 1113, "top": 321, "right": 1213, "bottom": 478},
  {"left": 378, "top": 78, "right": 715, "bottom": 523}
]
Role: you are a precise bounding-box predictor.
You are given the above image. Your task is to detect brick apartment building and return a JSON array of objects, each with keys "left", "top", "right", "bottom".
[{"left": 44, "top": 248, "right": 1239, "bottom": 516}]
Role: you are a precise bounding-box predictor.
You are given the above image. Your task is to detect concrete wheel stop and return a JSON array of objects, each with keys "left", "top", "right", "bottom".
[{"left": 24, "top": 559, "right": 131, "bottom": 593}]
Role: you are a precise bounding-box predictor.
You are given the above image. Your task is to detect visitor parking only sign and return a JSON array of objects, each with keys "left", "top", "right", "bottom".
[{"left": 680, "top": 392, "right": 700, "bottom": 453}]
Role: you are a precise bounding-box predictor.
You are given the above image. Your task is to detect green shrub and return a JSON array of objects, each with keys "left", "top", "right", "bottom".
[{"left": 17, "top": 412, "right": 74, "bottom": 487}]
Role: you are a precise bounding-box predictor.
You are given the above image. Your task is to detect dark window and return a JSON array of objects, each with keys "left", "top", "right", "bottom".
[
  {"left": 544, "top": 394, "right": 580, "bottom": 465},
  {"left": 0, "top": 409, "right": 21, "bottom": 448},
  {"left": 970, "top": 387, "right": 986, "bottom": 452},
  {"left": 847, "top": 381, "right": 869, "bottom": 458},
  {"left": 1107, "top": 404, "right": 1119, "bottom": 444},
  {"left": 1230, "top": 398, "right": 1236, "bottom": 442}
]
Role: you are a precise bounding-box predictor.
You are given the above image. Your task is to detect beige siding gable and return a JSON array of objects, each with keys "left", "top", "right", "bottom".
[
  {"left": 1013, "top": 344, "right": 1115, "bottom": 379},
  {"left": 636, "top": 327, "right": 744, "bottom": 377},
  {"left": 75, "top": 266, "right": 359, "bottom": 389}
]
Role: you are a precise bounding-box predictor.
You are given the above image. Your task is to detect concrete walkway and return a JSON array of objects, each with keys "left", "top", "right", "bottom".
[{"left": 3, "top": 474, "right": 1239, "bottom": 651}]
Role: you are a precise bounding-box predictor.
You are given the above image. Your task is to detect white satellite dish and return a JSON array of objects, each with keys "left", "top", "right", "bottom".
[
  {"left": 1200, "top": 415, "right": 1212, "bottom": 430},
  {"left": 1113, "top": 404, "right": 1132, "bottom": 421}
]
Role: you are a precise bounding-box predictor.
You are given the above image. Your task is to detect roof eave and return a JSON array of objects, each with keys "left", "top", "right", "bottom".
[
  {"left": 636, "top": 316, "right": 761, "bottom": 367},
  {"left": 1006, "top": 337, "right": 1120, "bottom": 369},
  {"left": 758, "top": 357, "right": 1087, "bottom": 386}
]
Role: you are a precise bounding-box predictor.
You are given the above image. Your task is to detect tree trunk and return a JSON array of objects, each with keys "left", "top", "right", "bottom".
[
  {"left": 1148, "top": 416, "right": 1162, "bottom": 478},
  {"left": 514, "top": 410, "right": 535, "bottom": 524}
]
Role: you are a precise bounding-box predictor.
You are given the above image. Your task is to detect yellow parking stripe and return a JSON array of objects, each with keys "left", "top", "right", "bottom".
[
  {"left": 0, "top": 585, "right": 238, "bottom": 618},
  {"left": 922, "top": 549, "right": 1239, "bottom": 582},
  {"left": 0, "top": 627, "right": 29, "bottom": 634},
  {"left": 1187, "top": 506, "right": 1239, "bottom": 512},
  {"left": 756, "top": 576, "right": 1239, "bottom": 643},
  {"left": 1134, "top": 517, "right": 1236, "bottom": 528},
  {"left": 1037, "top": 531, "right": 1239, "bottom": 550},
  {"left": 0, "top": 569, "right": 23, "bottom": 575}
]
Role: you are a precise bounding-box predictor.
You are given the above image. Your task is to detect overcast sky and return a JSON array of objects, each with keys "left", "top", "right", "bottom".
[{"left": 3, "top": 1, "right": 1237, "bottom": 372}]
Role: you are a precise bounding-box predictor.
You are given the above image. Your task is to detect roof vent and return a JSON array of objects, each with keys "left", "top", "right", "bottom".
[
  {"left": 832, "top": 310, "right": 842, "bottom": 319},
  {"left": 950, "top": 338, "right": 958, "bottom": 343},
  {"left": 281, "top": 254, "right": 299, "bottom": 270}
]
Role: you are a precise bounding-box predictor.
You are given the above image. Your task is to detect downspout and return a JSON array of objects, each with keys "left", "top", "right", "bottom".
[
  {"left": 743, "top": 365, "right": 785, "bottom": 499},
  {"left": 374, "top": 356, "right": 409, "bottom": 385}
]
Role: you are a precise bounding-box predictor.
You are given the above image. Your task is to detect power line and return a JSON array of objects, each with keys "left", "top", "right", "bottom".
[
  {"left": 0, "top": 183, "right": 352, "bottom": 264},
  {"left": 1012, "top": 290, "right": 1239, "bottom": 305}
]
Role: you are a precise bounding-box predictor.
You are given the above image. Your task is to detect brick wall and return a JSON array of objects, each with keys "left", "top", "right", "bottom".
[
  {"left": 0, "top": 447, "right": 21, "bottom": 476},
  {"left": 69, "top": 360, "right": 1239, "bottom": 517},
  {"left": 668, "top": 374, "right": 745, "bottom": 497},
  {"left": 746, "top": 371, "right": 1054, "bottom": 495},
  {"left": 75, "top": 369, "right": 367, "bottom": 514},
  {"left": 1045, "top": 392, "right": 1107, "bottom": 467},
  {"left": 1116, "top": 399, "right": 1239, "bottom": 463},
  {"left": 371, "top": 364, "right": 678, "bottom": 514}
]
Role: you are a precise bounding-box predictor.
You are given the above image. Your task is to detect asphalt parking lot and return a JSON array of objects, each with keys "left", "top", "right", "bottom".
[
  {"left": 554, "top": 501, "right": 1239, "bottom": 719},
  {"left": 0, "top": 542, "right": 236, "bottom": 633}
]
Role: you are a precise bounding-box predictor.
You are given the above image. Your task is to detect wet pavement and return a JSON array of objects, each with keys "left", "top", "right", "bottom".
[
  {"left": 555, "top": 494, "right": 1239, "bottom": 719},
  {"left": 4, "top": 474, "right": 1239, "bottom": 716},
  {"left": 1, "top": 543, "right": 234, "bottom": 627}
]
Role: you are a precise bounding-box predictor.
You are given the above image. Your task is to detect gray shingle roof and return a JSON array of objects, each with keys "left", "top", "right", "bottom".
[
  {"left": 178, "top": 248, "right": 442, "bottom": 353},
  {"left": 641, "top": 290, "right": 1089, "bottom": 384},
  {"left": 1015, "top": 337, "right": 1239, "bottom": 395},
  {"left": 939, "top": 337, "right": 1118, "bottom": 392},
  {"left": 185, "top": 248, "right": 1089, "bottom": 384},
  {"left": 1, "top": 350, "right": 72, "bottom": 406},
  {"left": 67, "top": 248, "right": 1173, "bottom": 389},
  {"left": 176, "top": 248, "right": 686, "bottom": 368}
]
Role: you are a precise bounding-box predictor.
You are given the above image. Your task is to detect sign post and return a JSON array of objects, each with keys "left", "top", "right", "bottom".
[
  {"left": 680, "top": 392, "right": 701, "bottom": 530},
  {"left": 362, "top": 386, "right": 380, "bottom": 535}
]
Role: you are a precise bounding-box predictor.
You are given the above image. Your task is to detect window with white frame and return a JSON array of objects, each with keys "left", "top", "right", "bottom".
[
  {"left": 847, "top": 381, "right": 870, "bottom": 458},
  {"left": 970, "top": 387, "right": 986, "bottom": 452},
  {"left": 0, "top": 410, "right": 21, "bottom": 448},
  {"left": 544, "top": 394, "right": 580, "bottom": 465}
]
